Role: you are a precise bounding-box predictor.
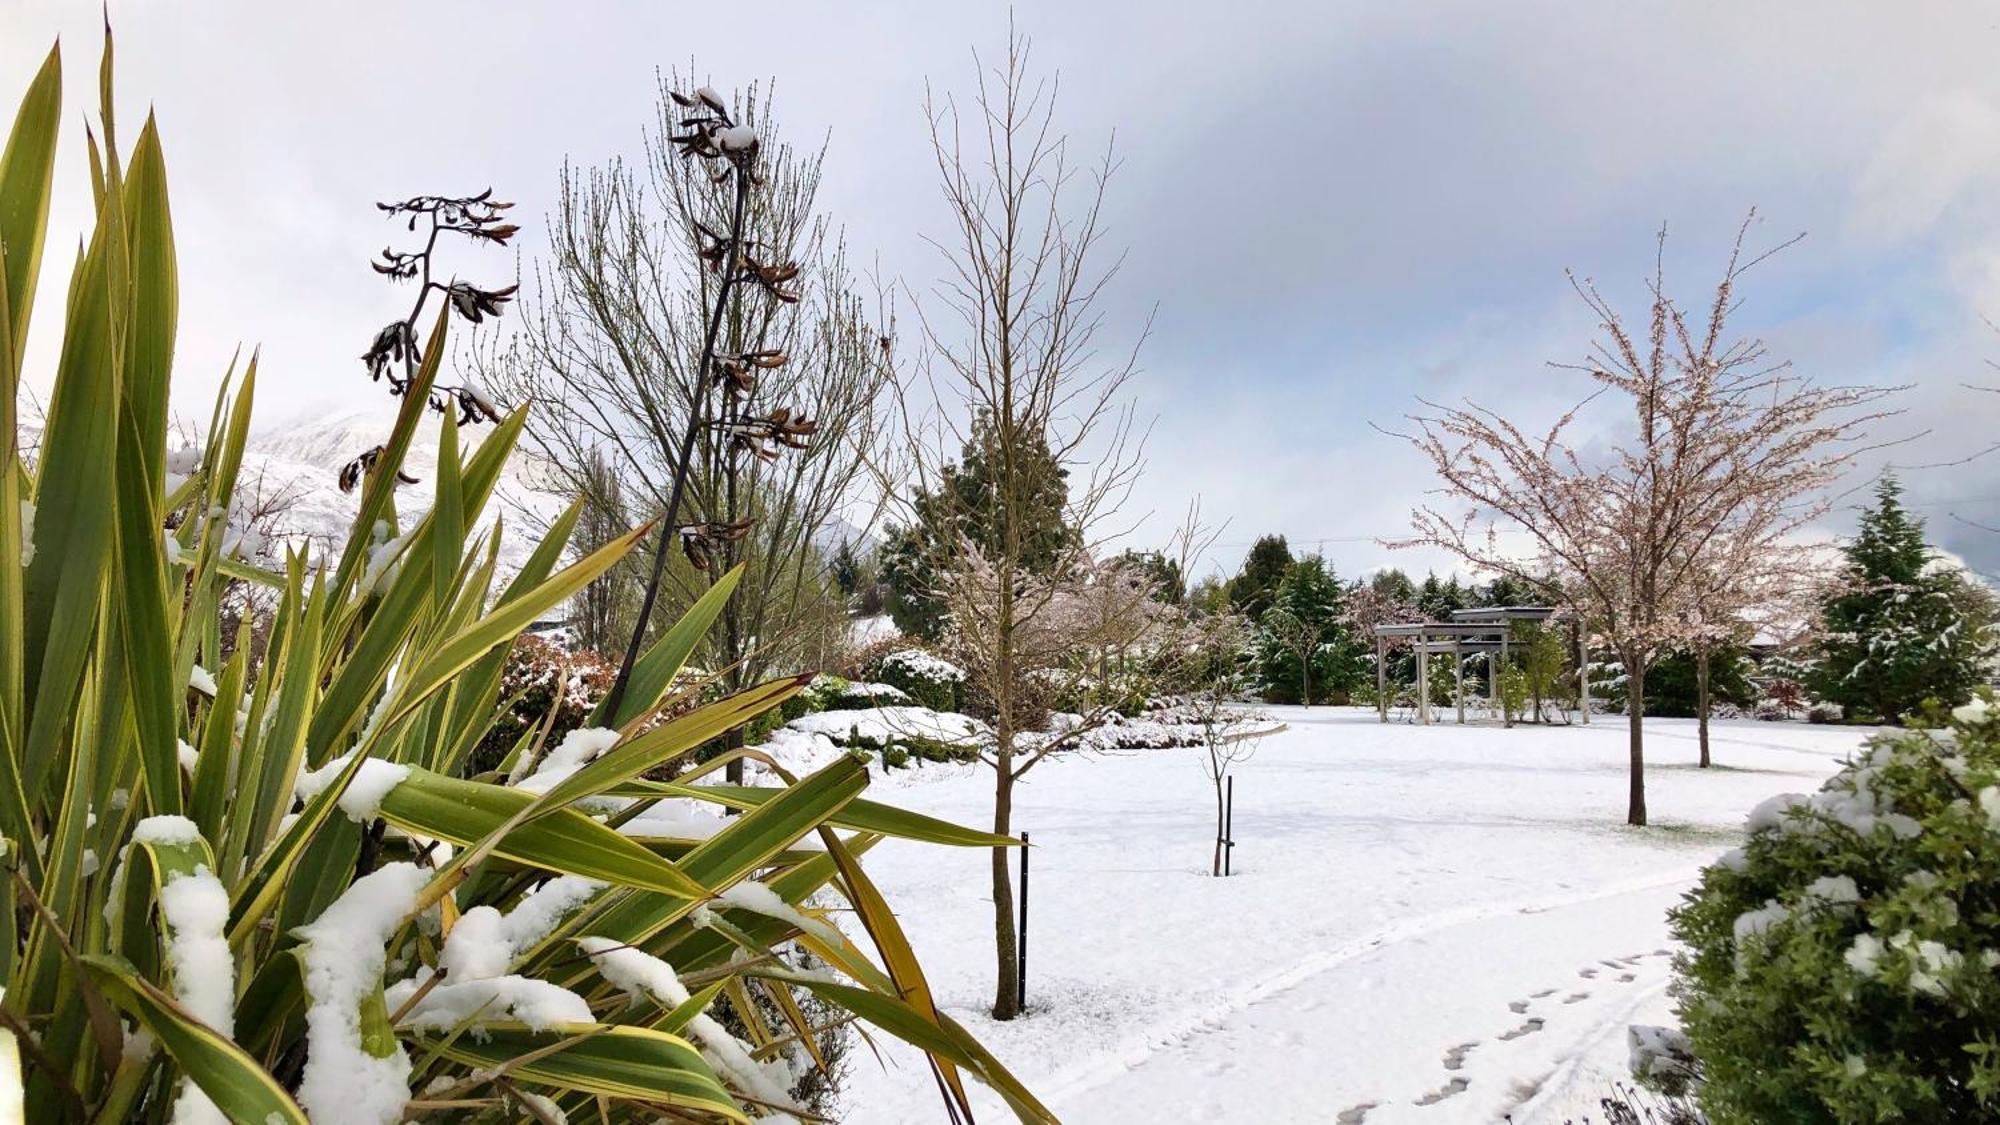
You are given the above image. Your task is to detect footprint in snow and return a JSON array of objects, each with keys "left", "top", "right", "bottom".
[
  {"left": 1578, "top": 967, "right": 1598, "bottom": 979},
  {"left": 1442, "top": 1042, "right": 1478, "bottom": 1071},
  {"left": 1497, "top": 1017, "right": 1546, "bottom": 1041},
  {"left": 1598, "top": 959, "right": 1624, "bottom": 969},
  {"left": 1335, "top": 1103, "right": 1377, "bottom": 1124},
  {"left": 1563, "top": 991, "right": 1590, "bottom": 1004},
  {"left": 1619, "top": 972, "right": 1636, "bottom": 983},
  {"left": 1529, "top": 988, "right": 1557, "bottom": 999},
  {"left": 1414, "top": 1077, "right": 1470, "bottom": 1105},
  {"left": 1507, "top": 999, "right": 1530, "bottom": 1013}
]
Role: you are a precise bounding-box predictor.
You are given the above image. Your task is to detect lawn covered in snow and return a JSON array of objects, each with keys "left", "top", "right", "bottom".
[{"left": 831, "top": 706, "right": 1873, "bottom": 1123}]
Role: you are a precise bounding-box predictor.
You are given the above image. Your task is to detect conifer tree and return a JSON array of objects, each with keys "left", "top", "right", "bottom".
[
  {"left": 1257, "top": 556, "right": 1365, "bottom": 704},
  {"left": 1810, "top": 476, "right": 1994, "bottom": 723},
  {"left": 879, "top": 413, "right": 1077, "bottom": 639},
  {"left": 1230, "top": 534, "right": 1293, "bottom": 621}
]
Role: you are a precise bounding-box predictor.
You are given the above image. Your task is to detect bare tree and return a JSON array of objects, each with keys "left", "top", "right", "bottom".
[
  {"left": 892, "top": 29, "right": 1144, "bottom": 1020},
  {"left": 484, "top": 77, "right": 882, "bottom": 757},
  {"left": 571, "top": 448, "right": 637, "bottom": 655},
  {"left": 1162, "top": 610, "right": 1269, "bottom": 876},
  {"left": 1394, "top": 217, "right": 1894, "bottom": 825}
]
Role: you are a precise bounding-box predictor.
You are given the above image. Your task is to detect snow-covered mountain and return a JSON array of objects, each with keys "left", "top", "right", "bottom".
[
  {"left": 21, "top": 405, "right": 882, "bottom": 582},
  {"left": 239, "top": 410, "right": 563, "bottom": 576}
]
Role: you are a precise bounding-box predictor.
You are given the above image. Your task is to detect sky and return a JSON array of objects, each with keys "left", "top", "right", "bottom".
[{"left": 7, "top": 1, "right": 2000, "bottom": 583}]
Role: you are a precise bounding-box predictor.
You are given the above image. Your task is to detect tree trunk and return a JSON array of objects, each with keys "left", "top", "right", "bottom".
[
  {"left": 1625, "top": 653, "right": 1648, "bottom": 826},
  {"left": 1300, "top": 652, "right": 1311, "bottom": 709},
  {"left": 1695, "top": 648, "right": 1711, "bottom": 769},
  {"left": 990, "top": 740, "right": 1019, "bottom": 1020}
]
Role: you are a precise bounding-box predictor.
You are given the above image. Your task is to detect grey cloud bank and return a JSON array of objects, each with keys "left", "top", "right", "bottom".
[{"left": 5, "top": 0, "right": 1998, "bottom": 580}]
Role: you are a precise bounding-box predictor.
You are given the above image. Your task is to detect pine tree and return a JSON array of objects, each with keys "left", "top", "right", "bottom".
[
  {"left": 1416, "top": 571, "right": 1467, "bottom": 620},
  {"left": 1370, "top": 567, "right": 1416, "bottom": 603},
  {"left": 1810, "top": 476, "right": 1994, "bottom": 723},
  {"left": 831, "top": 538, "right": 861, "bottom": 598},
  {"left": 1229, "top": 534, "right": 1292, "bottom": 621},
  {"left": 1256, "top": 556, "right": 1366, "bottom": 704},
  {"left": 879, "top": 412, "right": 1076, "bottom": 639},
  {"left": 1115, "top": 548, "right": 1186, "bottom": 604}
]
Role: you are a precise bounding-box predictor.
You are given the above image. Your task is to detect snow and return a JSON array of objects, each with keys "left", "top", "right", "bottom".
[
  {"left": 436, "top": 874, "right": 603, "bottom": 982},
  {"left": 17, "top": 499, "right": 32, "bottom": 567},
  {"left": 849, "top": 614, "right": 900, "bottom": 647},
  {"left": 617, "top": 799, "right": 726, "bottom": 840},
  {"left": 576, "top": 936, "right": 798, "bottom": 1109},
  {"left": 877, "top": 649, "right": 965, "bottom": 682},
  {"left": 829, "top": 706, "right": 1872, "bottom": 1123},
  {"left": 386, "top": 975, "right": 591, "bottom": 1032},
  {"left": 786, "top": 706, "right": 983, "bottom": 748},
  {"left": 293, "top": 862, "right": 427, "bottom": 1125},
  {"left": 294, "top": 753, "right": 411, "bottom": 823},
  {"left": 132, "top": 814, "right": 204, "bottom": 847},
  {"left": 186, "top": 664, "right": 217, "bottom": 698},
  {"left": 158, "top": 866, "right": 235, "bottom": 1034},
  {"left": 514, "top": 726, "right": 622, "bottom": 796},
  {"left": 716, "top": 880, "right": 842, "bottom": 946},
  {"left": 514, "top": 1090, "right": 568, "bottom": 1123},
  {"left": 158, "top": 863, "right": 234, "bottom": 1125}
]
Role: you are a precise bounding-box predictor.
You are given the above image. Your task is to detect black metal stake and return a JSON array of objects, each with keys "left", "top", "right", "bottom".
[
  {"left": 1223, "top": 776, "right": 1235, "bottom": 877},
  {"left": 1017, "top": 831, "right": 1029, "bottom": 1010}
]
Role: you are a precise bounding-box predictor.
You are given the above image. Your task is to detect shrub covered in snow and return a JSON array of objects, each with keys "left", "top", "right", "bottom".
[
  {"left": 868, "top": 648, "right": 965, "bottom": 712},
  {"left": 1665, "top": 693, "right": 2000, "bottom": 1121},
  {"left": 471, "top": 634, "right": 615, "bottom": 774}
]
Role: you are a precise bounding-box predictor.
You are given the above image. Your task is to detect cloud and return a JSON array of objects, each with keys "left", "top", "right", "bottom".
[{"left": 4, "top": 0, "right": 1998, "bottom": 584}]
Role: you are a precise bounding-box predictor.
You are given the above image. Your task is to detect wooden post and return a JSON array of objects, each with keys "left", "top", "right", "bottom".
[
  {"left": 1531, "top": 624, "right": 1543, "bottom": 723},
  {"left": 1416, "top": 637, "right": 1430, "bottom": 725},
  {"left": 1453, "top": 639, "right": 1464, "bottom": 724},
  {"left": 1575, "top": 622, "right": 1590, "bottom": 725},
  {"left": 1376, "top": 634, "right": 1387, "bottom": 723},
  {"left": 1500, "top": 626, "right": 1513, "bottom": 729}
]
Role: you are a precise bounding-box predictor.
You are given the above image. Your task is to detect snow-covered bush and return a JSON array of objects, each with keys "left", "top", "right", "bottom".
[
  {"left": 471, "top": 634, "right": 615, "bottom": 775},
  {"left": 868, "top": 647, "right": 965, "bottom": 712},
  {"left": 811, "top": 675, "right": 914, "bottom": 711},
  {"left": 1665, "top": 693, "right": 2000, "bottom": 1121},
  {"left": 784, "top": 706, "right": 986, "bottom": 767},
  {"left": 1806, "top": 700, "right": 1844, "bottom": 725}
]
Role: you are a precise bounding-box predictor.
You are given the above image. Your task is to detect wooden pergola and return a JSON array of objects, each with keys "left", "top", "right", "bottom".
[{"left": 1373, "top": 606, "right": 1587, "bottom": 727}]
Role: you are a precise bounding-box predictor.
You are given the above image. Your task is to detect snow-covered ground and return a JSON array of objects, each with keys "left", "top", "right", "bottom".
[{"left": 833, "top": 706, "right": 1873, "bottom": 1124}]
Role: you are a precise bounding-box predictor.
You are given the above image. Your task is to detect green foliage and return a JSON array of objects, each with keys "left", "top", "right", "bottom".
[
  {"left": 1667, "top": 696, "right": 2000, "bottom": 1122},
  {"left": 1254, "top": 556, "right": 1366, "bottom": 705},
  {"left": 1369, "top": 567, "right": 1416, "bottom": 603},
  {"left": 868, "top": 650, "right": 964, "bottom": 713},
  {"left": 1809, "top": 477, "right": 1995, "bottom": 724},
  {"left": 0, "top": 42, "right": 1045, "bottom": 1125},
  {"left": 1114, "top": 548, "right": 1185, "bottom": 605},
  {"left": 879, "top": 414, "right": 1075, "bottom": 639},
  {"left": 1228, "top": 534, "right": 1292, "bottom": 621},
  {"left": 1645, "top": 646, "right": 1759, "bottom": 718},
  {"left": 1415, "top": 571, "right": 1468, "bottom": 620},
  {"left": 1187, "top": 575, "right": 1230, "bottom": 615}
]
